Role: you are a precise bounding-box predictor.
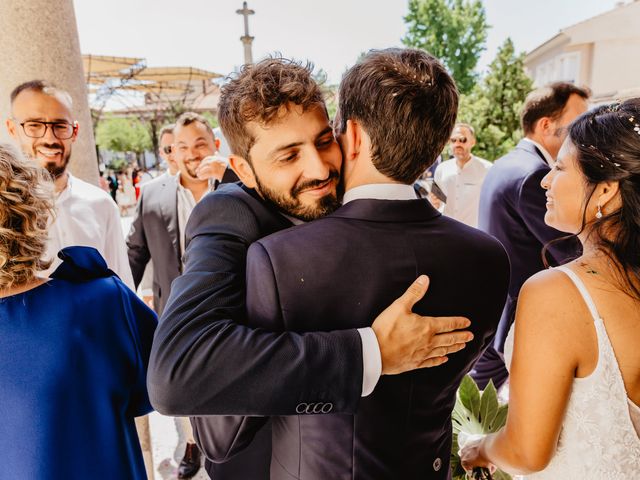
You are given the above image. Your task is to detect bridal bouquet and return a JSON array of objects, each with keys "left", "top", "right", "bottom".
[{"left": 450, "top": 375, "right": 511, "bottom": 480}]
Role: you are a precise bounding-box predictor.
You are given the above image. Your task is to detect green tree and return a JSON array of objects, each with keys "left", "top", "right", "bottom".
[
  {"left": 457, "top": 38, "right": 533, "bottom": 160},
  {"left": 403, "top": 0, "right": 488, "bottom": 94},
  {"left": 95, "top": 116, "right": 152, "bottom": 164}
]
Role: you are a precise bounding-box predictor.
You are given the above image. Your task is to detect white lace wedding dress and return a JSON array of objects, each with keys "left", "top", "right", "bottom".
[{"left": 503, "top": 266, "right": 640, "bottom": 479}]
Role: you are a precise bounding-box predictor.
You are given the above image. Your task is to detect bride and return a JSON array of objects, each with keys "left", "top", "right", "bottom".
[{"left": 460, "top": 99, "right": 640, "bottom": 478}]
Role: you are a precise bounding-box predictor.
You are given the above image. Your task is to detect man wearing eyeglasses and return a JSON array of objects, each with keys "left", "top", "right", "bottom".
[
  {"left": 5, "top": 80, "right": 134, "bottom": 288},
  {"left": 431, "top": 123, "right": 491, "bottom": 228}
]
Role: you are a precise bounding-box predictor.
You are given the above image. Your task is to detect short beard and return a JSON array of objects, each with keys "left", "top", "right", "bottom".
[
  {"left": 255, "top": 170, "right": 341, "bottom": 222},
  {"left": 44, "top": 160, "right": 68, "bottom": 179},
  {"left": 32, "top": 143, "right": 70, "bottom": 180}
]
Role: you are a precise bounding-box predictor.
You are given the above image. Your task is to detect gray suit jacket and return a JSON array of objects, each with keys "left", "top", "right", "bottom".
[{"left": 126, "top": 169, "right": 238, "bottom": 315}]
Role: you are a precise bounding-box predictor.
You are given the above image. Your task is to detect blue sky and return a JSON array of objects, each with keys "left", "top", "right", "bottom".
[{"left": 74, "top": 0, "right": 620, "bottom": 85}]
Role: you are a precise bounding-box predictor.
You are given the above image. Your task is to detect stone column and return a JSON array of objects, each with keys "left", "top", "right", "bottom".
[{"left": 0, "top": 0, "right": 98, "bottom": 184}]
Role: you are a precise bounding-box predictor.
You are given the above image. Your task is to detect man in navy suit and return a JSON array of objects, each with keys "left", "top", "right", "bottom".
[
  {"left": 472, "top": 82, "right": 590, "bottom": 389},
  {"left": 202, "top": 49, "right": 510, "bottom": 479},
  {"left": 149, "top": 57, "right": 476, "bottom": 479}
]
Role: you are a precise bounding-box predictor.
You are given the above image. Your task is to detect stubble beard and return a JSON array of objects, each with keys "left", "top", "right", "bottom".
[{"left": 254, "top": 171, "right": 342, "bottom": 222}]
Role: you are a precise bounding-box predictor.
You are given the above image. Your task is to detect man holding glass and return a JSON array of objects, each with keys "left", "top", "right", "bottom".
[{"left": 6, "top": 80, "right": 134, "bottom": 288}]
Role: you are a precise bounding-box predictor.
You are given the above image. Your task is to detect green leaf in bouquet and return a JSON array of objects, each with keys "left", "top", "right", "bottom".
[
  {"left": 492, "top": 470, "right": 513, "bottom": 480},
  {"left": 452, "top": 395, "right": 484, "bottom": 435},
  {"left": 479, "top": 380, "right": 498, "bottom": 431},
  {"left": 450, "top": 376, "right": 513, "bottom": 480},
  {"left": 458, "top": 375, "right": 481, "bottom": 417},
  {"left": 488, "top": 404, "right": 508, "bottom": 434}
]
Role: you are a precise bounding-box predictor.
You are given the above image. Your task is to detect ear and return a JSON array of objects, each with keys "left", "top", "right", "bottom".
[
  {"left": 6, "top": 118, "right": 17, "bottom": 139},
  {"left": 343, "top": 119, "right": 362, "bottom": 163},
  {"left": 229, "top": 155, "right": 256, "bottom": 188},
  {"left": 71, "top": 121, "right": 79, "bottom": 142},
  {"left": 215, "top": 137, "right": 221, "bottom": 151},
  {"left": 597, "top": 180, "right": 620, "bottom": 210},
  {"left": 536, "top": 117, "right": 553, "bottom": 137}
]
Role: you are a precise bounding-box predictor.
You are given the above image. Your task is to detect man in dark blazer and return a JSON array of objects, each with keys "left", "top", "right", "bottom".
[
  {"left": 197, "top": 49, "right": 510, "bottom": 480},
  {"left": 472, "top": 82, "right": 590, "bottom": 389},
  {"left": 149, "top": 57, "right": 476, "bottom": 479},
  {"left": 127, "top": 115, "right": 237, "bottom": 316},
  {"left": 126, "top": 113, "right": 237, "bottom": 479}
]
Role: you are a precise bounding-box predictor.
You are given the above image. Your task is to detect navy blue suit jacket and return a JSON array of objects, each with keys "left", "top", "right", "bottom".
[
  {"left": 214, "top": 198, "right": 509, "bottom": 479},
  {"left": 474, "top": 139, "right": 580, "bottom": 387},
  {"left": 148, "top": 184, "right": 366, "bottom": 478}
]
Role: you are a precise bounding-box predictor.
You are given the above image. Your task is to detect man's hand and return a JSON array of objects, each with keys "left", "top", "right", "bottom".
[
  {"left": 371, "top": 275, "right": 473, "bottom": 375},
  {"left": 196, "top": 155, "right": 228, "bottom": 182}
]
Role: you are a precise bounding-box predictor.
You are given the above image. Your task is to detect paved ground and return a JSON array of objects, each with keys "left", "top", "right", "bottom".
[{"left": 122, "top": 215, "right": 208, "bottom": 480}]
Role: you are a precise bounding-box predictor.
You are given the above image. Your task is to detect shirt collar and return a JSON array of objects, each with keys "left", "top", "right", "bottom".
[
  {"left": 278, "top": 183, "right": 417, "bottom": 224},
  {"left": 523, "top": 138, "right": 554, "bottom": 167},
  {"left": 342, "top": 183, "right": 417, "bottom": 205},
  {"left": 455, "top": 155, "right": 479, "bottom": 172},
  {"left": 56, "top": 172, "right": 73, "bottom": 203},
  {"left": 174, "top": 172, "right": 214, "bottom": 194}
]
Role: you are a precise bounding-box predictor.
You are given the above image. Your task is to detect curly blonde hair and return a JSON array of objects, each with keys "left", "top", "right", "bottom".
[{"left": 0, "top": 143, "right": 54, "bottom": 289}]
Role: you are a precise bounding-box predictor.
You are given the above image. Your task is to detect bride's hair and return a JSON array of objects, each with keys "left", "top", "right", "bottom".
[
  {"left": 563, "top": 98, "right": 640, "bottom": 299},
  {"left": 0, "top": 143, "right": 54, "bottom": 289}
]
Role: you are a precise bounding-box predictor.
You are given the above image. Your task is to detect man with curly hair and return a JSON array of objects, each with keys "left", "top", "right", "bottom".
[
  {"left": 5, "top": 80, "right": 134, "bottom": 288},
  {"left": 149, "top": 56, "right": 476, "bottom": 479}
]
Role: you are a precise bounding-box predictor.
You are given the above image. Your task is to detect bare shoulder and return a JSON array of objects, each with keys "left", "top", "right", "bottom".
[{"left": 517, "top": 268, "right": 593, "bottom": 333}]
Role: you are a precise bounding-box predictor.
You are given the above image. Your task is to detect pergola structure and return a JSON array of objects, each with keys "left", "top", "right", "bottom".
[{"left": 83, "top": 54, "right": 224, "bottom": 119}]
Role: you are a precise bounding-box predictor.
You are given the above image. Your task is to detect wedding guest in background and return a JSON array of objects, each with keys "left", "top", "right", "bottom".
[
  {"left": 472, "top": 83, "right": 590, "bottom": 389},
  {"left": 0, "top": 143, "right": 157, "bottom": 479},
  {"left": 126, "top": 112, "right": 237, "bottom": 479},
  {"left": 5, "top": 80, "right": 134, "bottom": 288},
  {"left": 461, "top": 99, "right": 640, "bottom": 478},
  {"left": 431, "top": 123, "right": 491, "bottom": 227},
  {"left": 107, "top": 169, "right": 119, "bottom": 202},
  {"left": 158, "top": 123, "right": 178, "bottom": 176}
]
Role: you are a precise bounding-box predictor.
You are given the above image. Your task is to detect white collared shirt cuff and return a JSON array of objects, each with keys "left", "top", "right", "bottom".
[{"left": 358, "top": 327, "right": 382, "bottom": 397}]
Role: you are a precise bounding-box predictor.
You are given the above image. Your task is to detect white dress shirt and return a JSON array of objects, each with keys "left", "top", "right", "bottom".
[
  {"left": 176, "top": 174, "right": 216, "bottom": 258},
  {"left": 44, "top": 173, "right": 134, "bottom": 289},
  {"left": 343, "top": 182, "right": 420, "bottom": 396},
  {"left": 434, "top": 155, "right": 492, "bottom": 227}
]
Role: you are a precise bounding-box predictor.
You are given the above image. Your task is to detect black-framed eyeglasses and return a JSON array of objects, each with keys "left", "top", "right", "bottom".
[
  {"left": 450, "top": 136, "right": 468, "bottom": 144},
  {"left": 18, "top": 120, "right": 77, "bottom": 140},
  {"left": 162, "top": 145, "right": 172, "bottom": 155}
]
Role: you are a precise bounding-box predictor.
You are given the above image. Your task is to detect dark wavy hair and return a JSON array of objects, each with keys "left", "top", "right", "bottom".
[{"left": 546, "top": 98, "right": 640, "bottom": 299}]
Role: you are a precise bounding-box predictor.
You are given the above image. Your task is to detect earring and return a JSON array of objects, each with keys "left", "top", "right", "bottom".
[{"left": 596, "top": 204, "right": 603, "bottom": 219}]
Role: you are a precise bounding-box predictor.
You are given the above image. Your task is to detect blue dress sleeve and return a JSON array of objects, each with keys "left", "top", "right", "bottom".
[{"left": 114, "top": 280, "right": 158, "bottom": 417}]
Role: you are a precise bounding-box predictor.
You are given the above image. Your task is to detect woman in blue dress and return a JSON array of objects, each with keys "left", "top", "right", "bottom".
[{"left": 0, "top": 143, "right": 157, "bottom": 479}]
